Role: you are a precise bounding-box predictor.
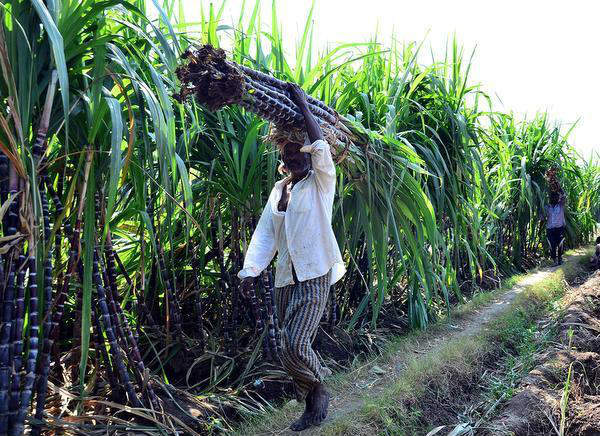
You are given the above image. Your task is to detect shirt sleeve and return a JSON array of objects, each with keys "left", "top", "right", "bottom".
[
  {"left": 238, "top": 201, "right": 277, "bottom": 279},
  {"left": 300, "top": 139, "right": 336, "bottom": 195}
]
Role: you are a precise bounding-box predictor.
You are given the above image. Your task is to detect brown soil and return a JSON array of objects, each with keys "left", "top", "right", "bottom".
[{"left": 486, "top": 270, "right": 600, "bottom": 436}]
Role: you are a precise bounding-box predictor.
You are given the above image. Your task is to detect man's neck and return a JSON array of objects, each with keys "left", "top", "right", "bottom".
[{"left": 291, "top": 170, "right": 309, "bottom": 185}]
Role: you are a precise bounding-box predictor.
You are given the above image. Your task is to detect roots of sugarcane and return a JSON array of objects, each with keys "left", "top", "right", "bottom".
[{"left": 175, "top": 45, "right": 246, "bottom": 111}]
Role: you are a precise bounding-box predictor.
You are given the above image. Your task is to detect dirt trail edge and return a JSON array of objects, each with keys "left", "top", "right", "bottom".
[{"left": 244, "top": 249, "right": 590, "bottom": 436}]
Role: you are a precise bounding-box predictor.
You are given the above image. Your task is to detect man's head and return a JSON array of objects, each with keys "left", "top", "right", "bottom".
[
  {"left": 280, "top": 141, "right": 311, "bottom": 178},
  {"left": 549, "top": 191, "right": 560, "bottom": 206}
]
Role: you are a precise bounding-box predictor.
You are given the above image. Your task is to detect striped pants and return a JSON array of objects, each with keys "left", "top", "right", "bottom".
[{"left": 275, "top": 272, "right": 331, "bottom": 401}]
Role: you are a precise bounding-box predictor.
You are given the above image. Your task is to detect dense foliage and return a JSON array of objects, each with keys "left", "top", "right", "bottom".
[{"left": 0, "top": 0, "right": 597, "bottom": 433}]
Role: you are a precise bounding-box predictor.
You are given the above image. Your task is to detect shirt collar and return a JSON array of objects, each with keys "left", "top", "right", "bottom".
[{"left": 274, "top": 169, "right": 313, "bottom": 190}]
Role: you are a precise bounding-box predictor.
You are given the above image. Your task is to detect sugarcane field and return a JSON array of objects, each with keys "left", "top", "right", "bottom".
[{"left": 2, "top": 0, "right": 600, "bottom": 435}]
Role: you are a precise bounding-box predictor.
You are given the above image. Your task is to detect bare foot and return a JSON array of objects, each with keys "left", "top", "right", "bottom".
[
  {"left": 290, "top": 394, "right": 313, "bottom": 431},
  {"left": 309, "top": 383, "right": 330, "bottom": 426}
]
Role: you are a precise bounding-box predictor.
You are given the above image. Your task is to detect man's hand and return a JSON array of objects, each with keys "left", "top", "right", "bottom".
[
  {"left": 287, "top": 83, "right": 308, "bottom": 110},
  {"left": 287, "top": 82, "right": 323, "bottom": 142},
  {"left": 239, "top": 277, "right": 254, "bottom": 299}
]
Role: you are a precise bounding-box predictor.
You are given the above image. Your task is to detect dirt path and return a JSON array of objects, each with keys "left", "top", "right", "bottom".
[{"left": 248, "top": 252, "right": 587, "bottom": 435}]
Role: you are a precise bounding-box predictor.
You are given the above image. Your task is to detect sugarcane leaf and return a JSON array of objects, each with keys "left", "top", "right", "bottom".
[
  {"left": 207, "top": 2, "right": 219, "bottom": 48},
  {"left": 174, "top": 152, "right": 193, "bottom": 225},
  {"left": 294, "top": 0, "right": 314, "bottom": 83},
  {"left": 103, "top": 97, "right": 123, "bottom": 242},
  {"left": 0, "top": 192, "right": 14, "bottom": 221},
  {"left": 31, "top": 0, "right": 69, "bottom": 130},
  {"left": 79, "top": 165, "right": 96, "bottom": 389},
  {"left": 151, "top": 0, "right": 181, "bottom": 55}
]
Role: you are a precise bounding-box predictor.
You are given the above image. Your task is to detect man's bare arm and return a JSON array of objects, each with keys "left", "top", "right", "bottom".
[{"left": 287, "top": 83, "right": 324, "bottom": 143}]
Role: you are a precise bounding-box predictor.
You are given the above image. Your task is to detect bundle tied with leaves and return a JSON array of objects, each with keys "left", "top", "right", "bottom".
[{"left": 174, "top": 44, "right": 371, "bottom": 170}]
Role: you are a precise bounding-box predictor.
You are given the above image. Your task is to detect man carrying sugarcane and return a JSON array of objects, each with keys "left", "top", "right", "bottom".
[
  {"left": 545, "top": 189, "right": 567, "bottom": 266},
  {"left": 238, "top": 83, "right": 345, "bottom": 431}
]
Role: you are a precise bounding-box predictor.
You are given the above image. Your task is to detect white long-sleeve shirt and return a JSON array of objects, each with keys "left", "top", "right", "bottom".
[{"left": 238, "top": 139, "right": 346, "bottom": 288}]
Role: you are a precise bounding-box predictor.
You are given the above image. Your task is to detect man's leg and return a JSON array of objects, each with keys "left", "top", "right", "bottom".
[
  {"left": 280, "top": 272, "right": 331, "bottom": 430},
  {"left": 275, "top": 284, "right": 293, "bottom": 333},
  {"left": 275, "top": 283, "right": 315, "bottom": 430},
  {"left": 557, "top": 227, "right": 565, "bottom": 264},
  {"left": 548, "top": 228, "right": 558, "bottom": 264}
]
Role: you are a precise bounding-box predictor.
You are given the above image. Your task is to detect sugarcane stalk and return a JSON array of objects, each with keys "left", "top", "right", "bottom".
[
  {"left": 92, "top": 305, "right": 120, "bottom": 397},
  {"left": 0, "top": 152, "right": 8, "bottom": 227},
  {"left": 228, "top": 209, "right": 242, "bottom": 354},
  {"left": 31, "top": 178, "right": 54, "bottom": 435},
  {"left": 8, "top": 254, "right": 26, "bottom": 431},
  {"left": 104, "top": 233, "right": 158, "bottom": 407},
  {"left": 157, "top": 243, "right": 182, "bottom": 340},
  {"left": 92, "top": 249, "right": 142, "bottom": 408},
  {"left": 245, "top": 76, "right": 338, "bottom": 125},
  {"left": 1, "top": 164, "right": 21, "bottom": 436},
  {"left": 260, "top": 270, "right": 278, "bottom": 360},
  {"left": 12, "top": 254, "right": 39, "bottom": 436},
  {"left": 48, "top": 214, "right": 80, "bottom": 351},
  {"left": 244, "top": 79, "right": 303, "bottom": 121},
  {"left": 329, "top": 285, "right": 338, "bottom": 328},
  {"left": 194, "top": 291, "right": 205, "bottom": 351},
  {"left": 209, "top": 197, "right": 232, "bottom": 350},
  {"left": 46, "top": 178, "right": 69, "bottom": 272},
  {"left": 246, "top": 281, "right": 263, "bottom": 333},
  {"left": 0, "top": 260, "right": 16, "bottom": 435},
  {"left": 67, "top": 149, "right": 94, "bottom": 382},
  {"left": 31, "top": 71, "right": 58, "bottom": 162},
  {"left": 94, "top": 194, "right": 127, "bottom": 351},
  {"left": 236, "top": 63, "right": 337, "bottom": 118},
  {"left": 267, "top": 270, "right": 282, "bottom": 357},
  {"left": 191, "top": 250, "right": 205, "bottom": 352}
]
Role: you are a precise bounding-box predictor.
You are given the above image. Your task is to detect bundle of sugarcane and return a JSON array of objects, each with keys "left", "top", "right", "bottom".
[
  {"left": 174, "top": 45, "right": 370, "bottom": 169},
  {"left": 545, "top": 167, "right": 562, "bottom": 192}
]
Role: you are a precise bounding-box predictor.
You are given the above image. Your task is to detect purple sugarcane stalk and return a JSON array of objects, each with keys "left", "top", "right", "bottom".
[
  {"left": 92, "top": 305, "right": 120, "bottom": 396},
  {"left": 92, "top": 250, "right": 142, "bottom": 408},
  {"left": 12, "top": 255, "right": 39, "bottom": 436},
  {"left": 31, "top": 179, "right": 55, "bottom": 435},
  {"left": 0, "top": 264, "right": 16, "bottom": 435},
  {"left": 236, "top": 63, "right": 337, "bottom": 117},
  {"left": 8, "top": 255, "right": 26, "bottom": 431}
]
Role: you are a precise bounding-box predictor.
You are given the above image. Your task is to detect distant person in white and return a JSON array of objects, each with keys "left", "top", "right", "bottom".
[
  {"left": 238, "top": 83, "right": 345, "bottom": 431},
  {"left": 545, "top": 189, "right": 566, "bottom": 266}
]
